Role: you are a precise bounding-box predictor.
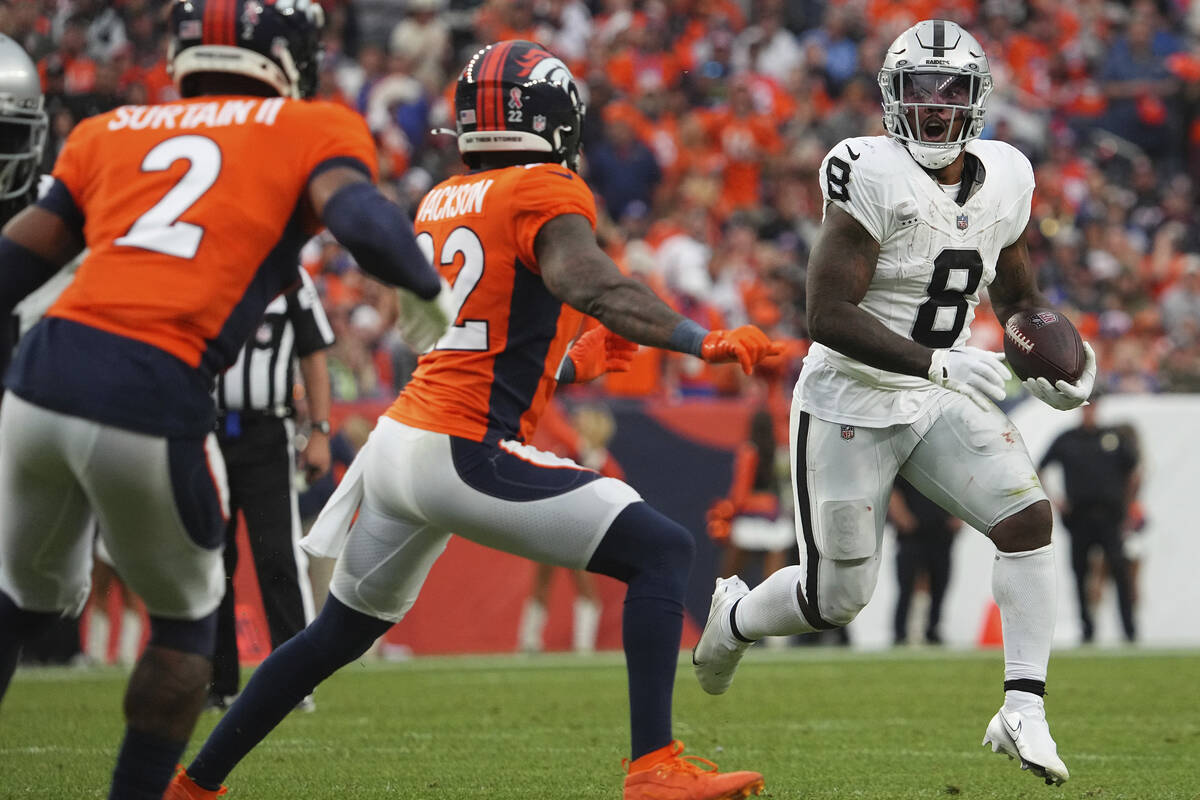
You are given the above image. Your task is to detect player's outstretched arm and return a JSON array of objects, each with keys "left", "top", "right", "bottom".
[
  {"left": 537, "top": 213, "right": 781, "bottom": 373},
  {"left": 806, "top": 203, "right": 935, "bottom": 376},
  {"left": 309, "top": 166, "right": 441, "bottom": 299},
  {"left": 0, "top": 189, "right": 85, "bottom": 314}
]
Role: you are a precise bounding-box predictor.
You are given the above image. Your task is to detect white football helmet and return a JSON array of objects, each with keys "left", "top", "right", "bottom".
[
  {"left": 878, "top": 19, "right": 992, "bottom": 170},
  {"left": 0, "top": 33, "right": 47, "bottom": 203}
]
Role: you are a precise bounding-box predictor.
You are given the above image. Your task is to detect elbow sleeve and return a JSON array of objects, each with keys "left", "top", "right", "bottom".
[{"left": 321, "top": 182, "right": 441, "bottom": 299}]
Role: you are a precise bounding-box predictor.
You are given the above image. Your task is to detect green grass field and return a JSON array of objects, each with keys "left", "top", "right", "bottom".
[{"left": 2, "top": 647, "right": 1197, "bottom": 799}]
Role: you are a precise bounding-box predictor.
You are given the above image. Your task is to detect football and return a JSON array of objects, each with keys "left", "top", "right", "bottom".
[{"left": 1003, "top": 308, "right": 1085, "bottom": 384}]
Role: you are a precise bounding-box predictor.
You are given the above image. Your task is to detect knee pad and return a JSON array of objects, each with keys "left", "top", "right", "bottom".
[
  {"left": 813, "top": 557, "right": 879, "bottom": 627},
  {"left": 149, "top": 610, "right": 217, "bottom": 657}
]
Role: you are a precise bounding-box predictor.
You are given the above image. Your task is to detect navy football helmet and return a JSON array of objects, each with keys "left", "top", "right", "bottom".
[
  {"left": 168, "top": 0, "right": 325, "bottom": 99},
  {"left": 454, "top": 40, "right": 585, "bottom": 171}
]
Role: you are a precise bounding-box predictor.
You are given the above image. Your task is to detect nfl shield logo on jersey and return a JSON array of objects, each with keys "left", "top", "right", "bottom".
[
  {"left": 840, "top": 425, "right": 855, "bottom": 441},
  {"left": 956, "top": 213, "right": 969, "bottom": 230},
  {"left": 532, "top": 114, "right": 546, "bottom": 132}
]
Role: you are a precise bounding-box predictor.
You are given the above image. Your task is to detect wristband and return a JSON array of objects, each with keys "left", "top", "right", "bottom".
[{"left": 668, "top": 319, "right": 707, "bottom": 356}]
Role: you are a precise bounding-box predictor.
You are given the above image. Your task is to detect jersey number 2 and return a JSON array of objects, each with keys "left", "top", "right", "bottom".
[
  {"left": 115, "top": 136, "right": 222, "bottom": 259},
  {"left": 911, "top": 249, "right": 983, "bottom": 348},
  {"left": 415, "top": 228, "right": 489, "bottom": 351}
]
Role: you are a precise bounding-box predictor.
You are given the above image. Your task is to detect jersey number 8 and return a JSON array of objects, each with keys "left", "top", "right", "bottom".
[{"left": 911, "top": 248, "right": 983, "bottom": 348}]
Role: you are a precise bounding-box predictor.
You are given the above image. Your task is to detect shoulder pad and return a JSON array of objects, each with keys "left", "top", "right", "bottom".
[{"left": 968, "top": 139, "right": 1034, "bottom": 193}]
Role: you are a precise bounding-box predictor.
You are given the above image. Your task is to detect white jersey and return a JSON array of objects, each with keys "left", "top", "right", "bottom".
[{"left": 798, "top": 135, "right": 1033, "bottom": 427}]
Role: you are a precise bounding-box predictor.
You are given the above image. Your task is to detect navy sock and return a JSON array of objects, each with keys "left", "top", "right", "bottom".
[
  {"left": 0, "top": 590, "right": 57, "bottom": 701},
  {"left": 108, "top": 728, "right": 186, "bottom": 800},
  {"left": 188, "top": 596, "right": 390, "bottom": 789},
  {"left": 587, "top": 502, "right": 695, "bottom": 761}
]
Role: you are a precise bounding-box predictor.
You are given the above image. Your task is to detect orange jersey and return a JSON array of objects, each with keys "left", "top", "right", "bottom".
[
  {"left": 47, "top": 96, "right": 375, "bottom": 371},
  {"left": 387, "top": 163, "right": 597, "bottom": 444},
  {"left": 9, "top": 96, "right": 375, "bottom": 438}
]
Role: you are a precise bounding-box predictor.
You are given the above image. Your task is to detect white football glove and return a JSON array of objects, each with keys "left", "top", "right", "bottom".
[
  {"left": 927, "top": 346, "right": 1009, "bottom": 410},
  {"left": 395, "top": 277, "right": 455, "bottom": 354},
  {"left": 1023, "top": 341, "right": 1096, "bottom": 411}
]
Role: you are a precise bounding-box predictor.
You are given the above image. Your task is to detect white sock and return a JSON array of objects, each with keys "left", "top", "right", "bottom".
[
  {"left": 1005, "top": 689, "right": 1046, "bottom": 714},
  {"left": 733, "top": 566, "right": 813, "bottom": 640},
  {"left": 117, "top": 608, "right": 143, "bottom": 666},
  {"left": 86, "top": 608, "right": 110, "bottom": 664},
  {"left": 992, "top": 543, "right": 1056, "bottom": 688},
  {"left": 572, "top": 598, "right": 600, "bottom": 654},
  {"left": 517, "top": 599, "right": 547, "bottom": 653}
]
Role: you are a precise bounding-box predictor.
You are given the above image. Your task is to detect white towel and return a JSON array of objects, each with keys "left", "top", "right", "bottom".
[{"left": 301, "top": 439, "right": 371, "bottom": 559}]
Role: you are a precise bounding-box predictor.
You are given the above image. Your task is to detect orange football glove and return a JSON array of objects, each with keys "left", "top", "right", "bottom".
[
  {"left": 706, "top": 499, "right": 735, "bottom": 542},
  {"left": 700, "top": 326, "right": 786, "bottom": 375},
  {"left": 564, "top": 326, "right": 638, "bottom": 383}
]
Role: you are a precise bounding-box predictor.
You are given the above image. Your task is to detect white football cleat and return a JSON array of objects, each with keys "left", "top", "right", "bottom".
[
  {"left": 692, "top": 576, "right": 754, "bottom": 695},
  {"left": 983, "top": 704, "right": 1069, "bottom": 786}
]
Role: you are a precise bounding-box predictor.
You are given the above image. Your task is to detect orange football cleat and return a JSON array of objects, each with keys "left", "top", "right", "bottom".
[
  {"left": 623, "top": 740, "right": 764, "bottom": 800},
  {"left": 162, "top": 765, "right": 227, "bottom": 799}
]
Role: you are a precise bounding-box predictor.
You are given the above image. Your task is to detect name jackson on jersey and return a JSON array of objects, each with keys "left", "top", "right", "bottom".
[{"left": 797, "top": 134, "right": 1034, "bottom": 427}]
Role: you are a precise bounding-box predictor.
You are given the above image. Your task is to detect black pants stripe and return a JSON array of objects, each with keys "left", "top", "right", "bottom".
[
  {"left": 211, "top": 416, "right": 310, "bottom": 696},
  {"left": 792, "top": 411, "right": 838, "bottom": 631}
]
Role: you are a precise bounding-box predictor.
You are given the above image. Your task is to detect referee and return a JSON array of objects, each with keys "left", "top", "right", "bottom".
[{"left": 208, "top": 267, "right": 334, "bottom": 710}]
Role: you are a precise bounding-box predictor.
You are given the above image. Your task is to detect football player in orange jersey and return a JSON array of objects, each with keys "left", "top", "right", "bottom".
[
  {"left": 0, "top": 2, "right": 446, "bottom": 798},
  {"left": 168, "top": 40, "right": 776, "bottom": 800}
]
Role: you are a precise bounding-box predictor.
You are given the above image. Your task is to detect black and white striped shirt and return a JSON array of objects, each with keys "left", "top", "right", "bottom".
[{"left": 215, "top": 268, "right": 334, "bottom": 416}]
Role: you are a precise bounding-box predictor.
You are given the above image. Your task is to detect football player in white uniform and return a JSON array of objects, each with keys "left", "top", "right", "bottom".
[{"left": 693, "top": 20, "right": 1096, "bottom": 787}]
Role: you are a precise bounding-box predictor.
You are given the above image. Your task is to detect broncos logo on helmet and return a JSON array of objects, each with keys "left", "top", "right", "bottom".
[
  {"left": 168, "top": 0, "right": 325, "bottom": 99},
  {"left": 455, "top": 40, "right": 585, "bottom": 172}
]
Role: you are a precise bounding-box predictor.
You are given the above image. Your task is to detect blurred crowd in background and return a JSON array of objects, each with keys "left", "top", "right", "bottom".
[{"left": 8, "top": 0, "right": 1200, "bottom": 408}]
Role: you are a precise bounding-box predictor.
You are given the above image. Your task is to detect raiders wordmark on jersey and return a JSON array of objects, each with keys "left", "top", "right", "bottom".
[{"left": 797, "top": 134, "right": 1034, "bottom": 427}]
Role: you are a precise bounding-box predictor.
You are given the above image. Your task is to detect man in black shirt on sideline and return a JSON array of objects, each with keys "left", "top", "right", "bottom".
[{"left": 1039, "top": 392, "right": 1141, "bottom": 643}]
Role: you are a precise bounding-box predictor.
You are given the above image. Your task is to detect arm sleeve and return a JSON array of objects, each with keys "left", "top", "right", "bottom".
[
  {"left": 511, "top": 165, "right": 598, "bottom": 274},
  {"left": 36, "top": 179, "right": 85, "bottom": 235},
  {"left": 321, "top": 182, "right": 441, "bottom": 297},
  {"left": 289, "top": 268, "right": 335, "bottom": 356}
]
